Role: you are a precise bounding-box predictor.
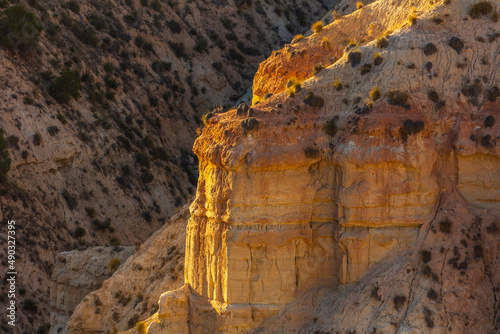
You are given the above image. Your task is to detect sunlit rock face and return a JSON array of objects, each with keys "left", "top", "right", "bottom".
[{"left": 144, "top": 0, "right": 500, "bottom": 332}]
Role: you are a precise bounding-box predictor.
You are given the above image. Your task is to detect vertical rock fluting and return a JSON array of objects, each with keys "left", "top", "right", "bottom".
[{"left": 146, "top": 0, "right": 500, "bottom": 332}]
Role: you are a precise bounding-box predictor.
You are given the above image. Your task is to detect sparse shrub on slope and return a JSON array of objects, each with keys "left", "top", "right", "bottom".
[
  {"left": 0, "top": 128, "right": 11, "bottom": 184},
  {"left": 49, "top": 70, "right": 81, "bottom": 103},
  {"left": 312, "top": 21, "right": 323, "bottom": 33},
  {"left": 0, "top": 5, "right": 42, "bottom": 54},
  {"left": 469, "top": 1, "right": 494, "bottom": 19}
]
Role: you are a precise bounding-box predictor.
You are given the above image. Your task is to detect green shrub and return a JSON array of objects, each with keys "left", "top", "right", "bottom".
[
  {"left": 304, "top": 92, "right": 324, "bottom": 108},
  {"left": 304, "top": 147, "right": 319, "bottom": 159},
  {"left": 387, "top": 89, "right": 409, "bottom": 107},
  {"left": 169, "top": 41, "right": 186, "bottom": 58},
  {"left": 0, "top": 128, "right": 11, "bottom": 184},
  {"left": 438, "top": 218, "right": 452, "bottom": 234},
  {"left": 313, "top": 63, "right": 325, "bottom": 75},
  {"left": 359, "top": 63, "right": 372, "bottom": 75},
  {"left": 420, "top": 250, "right": 431, "bottom": 263},
  {"left": 85, "top": 207, "right": 96, "bottom": 218},
  {"left": 49, "top": 70, "right": 81, "bottom": 103},
  {"left": 427, "top": 89, "right": 439, "bottom": 102},
  {"left": 166, "top": 19, "right": 181, "bottom": 34},
  {"left": 469, "top": 1, "right": 493, "bottom": 19},
  {"left": 22, "top": 298, "right": 38, "bottom": 312},
  {"left": 75, "top": 227, "right": 86, "bottom": 238},
  {"left": 67, "top": 0, "right": 80, "bottom": 13},
  {"left": 0, "top": 5, "right": 42, "bottom": 54},
  {"left": 33, "top": 132, "right": 42, "bottom": 146},
  {"left": 376, "top": 37, "right": 388, "bottom": 48},
  {"left": 324, "top": 118, "right": 338, "bottom": 136},
  {"left": 393, "top": 295, "right": 406, "bottom": 311},
  {"left": 108, "top": 257, "right": 121, "bottom": 273}
]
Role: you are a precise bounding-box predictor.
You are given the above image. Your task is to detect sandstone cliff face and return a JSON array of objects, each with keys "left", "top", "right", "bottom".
[
  {"left": 0, "top": 0, "right": 335, "bottom": 331},
  {"left": 143, "top": 0, "right": 499, "bottom": 332},
  {"left": 66, "top": 204, "right": 188, "bottom": 334},
  {"left": 50, "top": 246, "right": 135, "bottom": 333}
]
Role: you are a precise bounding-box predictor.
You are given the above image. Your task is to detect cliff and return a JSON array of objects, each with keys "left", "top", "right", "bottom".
[
  {"left": 0, "top": 0, "right": 335, "bottom": 332},
  {"left": 142, "top": 0, "right": 500, "bottom": 332}
]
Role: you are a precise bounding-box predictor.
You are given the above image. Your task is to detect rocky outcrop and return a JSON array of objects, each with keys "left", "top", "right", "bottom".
[
  {"left": 66, "top": 204, "right": 189, "bottom": 333},
  {"left": 142, "top": 0, "right": 500, "bottom": 332},
  {"left": 0, "top": 0, "right": 337, "bottom": 331},
  {"left": 49, "top": 246, "right": 135, "bottom": 333}
]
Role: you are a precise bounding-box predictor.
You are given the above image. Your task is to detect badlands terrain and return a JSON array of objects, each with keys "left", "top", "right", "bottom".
[{"left": 1, "top": 0, "right": 500, "bottom": 333}]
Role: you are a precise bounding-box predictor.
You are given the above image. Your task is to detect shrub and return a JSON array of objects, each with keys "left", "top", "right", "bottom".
[
  {"left": 313, "top": 63, "right": 325, "bottom": 75},
  {"left": 474, "top": 245, "right": 483, "bottom": 258},
  {"left": 324, "top": 118, "right": 338, "bottom": 136},
  {"left": 484, "top": 115, "right": 495, "bottom": 128},
  {"left": 6, "top": 135, "right": 19, "bottom": 149},
  {"left": 67, "top": 0, "right": 80, "bottom": 13},
  {"left": 374, "top": 53, "right": 383, "bottom": 66},
  {"left": 370, "top": 87, "right": 381, "bottom": 100},
  {"left": 376, "top": 37, "right": 389, "bottom": 48},
  {"left": 371, "top": 287, "right": 382, "bottom": 301},
  {"left": 62, "top": 189, "right": 77, "bottom": 210},
  {"left": 438, "top": 218, "right": 452, "bottom": 234},
  {"left": 167, "top": 19, "right": 181, "bottom": 34},
  {"left": 408, "top": 12, "right": 417, "bottom": 26},
  {"left": 304, "top": 92, "right": 324, "bottom": 108},
  {"left": 47, "top": 126, "right": 59, "bottom": 136},
  {"left": 49, "top": 70, "right": 81, "bottom": 103},
  {"left": 427, "top": 288, "right": 437, "bottom": 300},
  {"left": 387, "top": 90, "right": 409, "bottom": 107},
  {"left": 92, "top": 218, "right": 111, "bottom": 230},
  {"left": 427, "top": 89, "right": 439, "bottom": 102},
  {"left": 0, "top": 128, "right": 11, "bottom": 184},
  {"left": 85, "top": 207, "right": 96, "bottom": 218},
  {"left": 0, "top": 5, "right": 42, "bottom": 54},
  {"left": 74, "top": 227, "right": 86, "bottom": 238},
  {"left": 469, "top": 1, "right": 493, "bottom": 19},
  {"left": 71, "top": 23, "right": 99, "bottom": 46},
  {"left": 334, "top": 80, "right": 343, "bottom": 91},
  {"left": 348, "top": 51, "right": 362, "bottom": 67},
  {"left": 321, "top": 37, "right": 330, "bottom": 48},
  {"left": 194, "top": 38, "right": 208, "bottom": 53},
  {"left": 304, "top": 147, "right": 319, "bottom": 159},
  {"left": 420, "top": 250, "right": 432, "bottom": 263},
  {"left": 423, "top": 43, "right": 437, "bottom": 56},
  {"left": 356, "top": 1, "right": 363, "bottom": 9},
  {"left": 448, "top": 37, "right": 464, "bottom": 53},
  {"left": 287, "top": 78, "right": 302, "bottom": 97},
  {"left": 108, "top": 258, "right": 121, "bottom": 273},
  {"left": 359, "top": 63, "right": 372, "bottom": 75},
  {"left": 136, "top": 321, "right": 146, "bottom": 334},
  {"left": 291, "top": 34, "right": 303, "bottom": 44},
  {"left": 486, "top": 86, "right": 499, "bottom": 101},
  {"left": 393, "top": 295, "right": 407, "bottom": 311},
  {"left": 480, "top": 135, "right": 493, "bottom": 149},
  {"left": 312, "top": 21, "right": 323, "bottom": 33},
  {"left": 33, "top": 132, "right": 42, "bottom": 146},
  {"left": 22, "top": 299, "right": 38, "bottom": 312},
  {"left": 423, "top": 307, "right": 434, "bottom": 328}
]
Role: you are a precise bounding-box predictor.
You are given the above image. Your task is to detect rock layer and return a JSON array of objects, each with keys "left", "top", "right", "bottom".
[{"left": 72, "top": 0, "right": 500, "bottom": 332}]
